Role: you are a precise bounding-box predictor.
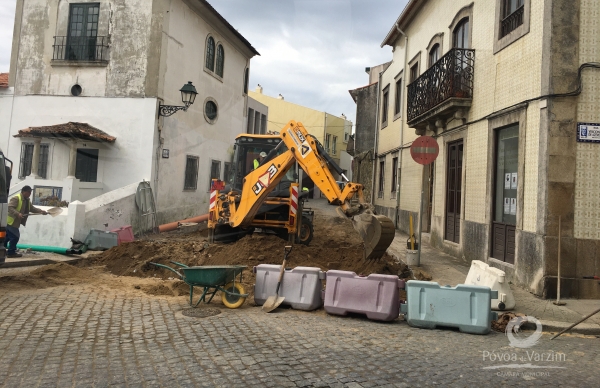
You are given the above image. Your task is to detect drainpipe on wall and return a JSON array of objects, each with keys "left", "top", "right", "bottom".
[
  {"left": 323, "top": 113, "right": 327, "bottom": 147},
  {"left": 154, "top": 99, "right": 164, "bottom": 207},
  {"left": 370, "top": 70, "right": 382, "bottom": 206},
  {"left": 394, "top": 23, "right": 409, "bottom": 229}
]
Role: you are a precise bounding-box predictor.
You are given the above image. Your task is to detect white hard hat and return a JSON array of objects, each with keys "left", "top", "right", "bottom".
[{"left": 259, "top": 152, "right": 267, "bottom": 157}]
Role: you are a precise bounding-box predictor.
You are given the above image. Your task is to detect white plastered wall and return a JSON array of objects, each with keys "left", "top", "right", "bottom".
[
  {"left": 155, "top": 0, "right": 252, "bottom": 223},
  {"left": 5, "top": 96, "right": 157, "bottom": 194}
]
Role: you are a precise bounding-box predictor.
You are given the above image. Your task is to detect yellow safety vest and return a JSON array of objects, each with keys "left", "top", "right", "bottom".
[
  {"left": 254, "top": 159, "right": 259, "bottom": 169},
  {"left": 7, "top": 193, "right": 30, "bottom": 226}
]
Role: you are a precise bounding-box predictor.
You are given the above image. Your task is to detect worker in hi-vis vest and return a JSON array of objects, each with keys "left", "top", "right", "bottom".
[
  {"left": 253, "top": 152, "right": 267, "bottom": 170},
  {"left": 5, "top": 186, "right": 48, "bottom": 258}
]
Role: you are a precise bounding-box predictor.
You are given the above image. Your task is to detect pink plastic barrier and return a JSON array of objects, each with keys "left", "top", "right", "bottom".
[{"left": 324, "top": 270, "right": 405, "bottom": 322}]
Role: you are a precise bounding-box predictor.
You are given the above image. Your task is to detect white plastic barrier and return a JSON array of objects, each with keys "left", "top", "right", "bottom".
[{"left": 465, "top": 260, "right": 515, "bottom": 311}]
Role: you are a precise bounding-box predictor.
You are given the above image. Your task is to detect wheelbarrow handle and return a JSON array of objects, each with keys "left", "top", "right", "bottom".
[
  {"left": 149, "top": 262, "right": 183, "bottom": 278},
  {"left": 170, "top": 261, "right": 190, "bottom": 268}
]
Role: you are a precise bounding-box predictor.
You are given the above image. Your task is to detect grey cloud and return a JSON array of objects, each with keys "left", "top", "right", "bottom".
[
  {"left": 0, "top": 1, "right": 17, "bottom": 72},
  {"left": 214, "top": 0, "right": 408, "bottom": 125}
]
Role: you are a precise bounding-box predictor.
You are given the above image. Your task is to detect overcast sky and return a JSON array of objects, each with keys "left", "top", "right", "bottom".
[{"left": 0, "top": 0, "right": 408, "bottom": 126}]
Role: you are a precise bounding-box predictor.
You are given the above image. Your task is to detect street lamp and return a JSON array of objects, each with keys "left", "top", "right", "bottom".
[{"left": 158, "top": 81, "right": 198, "bottom": 117}]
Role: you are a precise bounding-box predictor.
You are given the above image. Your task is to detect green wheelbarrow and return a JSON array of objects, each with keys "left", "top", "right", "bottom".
[{"left": 150, "top": 261, "right": 248, "bottom": 308}]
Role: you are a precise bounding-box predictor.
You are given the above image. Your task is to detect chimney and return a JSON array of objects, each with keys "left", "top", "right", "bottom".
[
  {"left": 277, "top": 94, "right": 284, "bottom": 100},
  {"left": 255, "top": 84, "right": 263, "bottom": 93}
]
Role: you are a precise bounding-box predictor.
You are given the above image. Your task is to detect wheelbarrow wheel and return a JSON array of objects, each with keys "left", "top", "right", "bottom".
[{"left": 221, "top": 282, "right": 246, "bottom": 309}]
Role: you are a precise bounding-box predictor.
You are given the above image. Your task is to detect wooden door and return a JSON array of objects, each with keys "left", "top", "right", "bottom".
[
  {"left": 426, "top": 162, "right": 435, "bottom": 233},
  {"left": 445, "top": 141, "right": 463, "bottom": 243},
  {"left": 492, "top": 223, "right": 515, "bottom": 264},
  {"left": 491, "top": 125, "right": 519, "bottom": 264}
]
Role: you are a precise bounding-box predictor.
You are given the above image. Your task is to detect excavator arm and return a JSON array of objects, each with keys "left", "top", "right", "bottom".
[{"left": 212, "top": 121, "right": 395, "bottom": 259}]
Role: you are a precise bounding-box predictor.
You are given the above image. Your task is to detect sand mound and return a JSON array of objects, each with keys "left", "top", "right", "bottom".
[
  {"left": 5, "top": 208, "right": 410, "bottom": 305},
  {"left": 75, "top": 210, "right": 409, "bottom": 305},
  {"left": 84, "top": 233, "right": 406, "bottom": 281},
  {"left": 139, "top": 280, "right": 189, "bottom": 297},
  {"left": 86, "top": 208, "right": 407, "bottom": 279},
  {"left": 0, "top": 262, "right": 193, "bottom": 299},
  {"left": 0, "top": 263, "right": 100, "bottom": 290}
]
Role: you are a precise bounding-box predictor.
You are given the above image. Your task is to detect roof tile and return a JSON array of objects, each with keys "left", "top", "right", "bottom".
[{"left": 14, "top": 122, "right": 116, "bottom": 143}]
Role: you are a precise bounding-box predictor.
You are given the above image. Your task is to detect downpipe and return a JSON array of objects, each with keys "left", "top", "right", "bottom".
[{"left": 394, "top": 22, "right": 408, "bottom": 229}]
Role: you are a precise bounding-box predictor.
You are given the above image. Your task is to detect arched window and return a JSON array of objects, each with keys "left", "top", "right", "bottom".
[
  {"left": 453, "top": 18, "right": 469, "bottom": 49},
  {"left": 205, "top": 36, "right": 215, "bottom": 71},
  {"left": 429, "top": 44, "right": 440, "bottom": 66},
  {"left": 216, "top": 45, "right": 224, "bottom": 77},
  {"left": 243, "top": 68, "right": 249, "bottom": 94}
]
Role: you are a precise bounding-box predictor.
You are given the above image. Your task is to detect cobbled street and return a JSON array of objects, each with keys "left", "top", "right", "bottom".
[{"left": 1, "top": 285, "right": 598, "bottom": 387}]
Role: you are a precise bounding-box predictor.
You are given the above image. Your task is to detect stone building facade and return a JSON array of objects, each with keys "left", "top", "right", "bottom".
[
  {"left": 349, "top": 63, "right": 390, "bottom": 210},
  {"left": 3, "top": 0, "right": 258, "bottom": 227},
  {"left": 365, "top": 0, "right": 599, "bottom": 298}
]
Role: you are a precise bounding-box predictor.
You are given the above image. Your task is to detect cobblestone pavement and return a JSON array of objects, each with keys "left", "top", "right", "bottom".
[{"left": 1, "top": 285, "right": 599, "bottom": 387}]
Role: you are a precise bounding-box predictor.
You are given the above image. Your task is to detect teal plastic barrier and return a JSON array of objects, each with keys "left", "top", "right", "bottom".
[{"left": 401, "top": 280, "right": 498, "bottom": 335}]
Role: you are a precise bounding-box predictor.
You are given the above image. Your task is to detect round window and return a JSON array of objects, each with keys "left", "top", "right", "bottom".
[
  {"left": 205, "top": 101, "right": 218, "bottom": 120},
  {"left": 71, "top": 84, "right": 82, "bottom": 96}
]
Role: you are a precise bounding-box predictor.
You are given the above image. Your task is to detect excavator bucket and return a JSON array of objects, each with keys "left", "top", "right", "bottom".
[{"left": 351, "top": 212, "right": 396, "bottom": 260}]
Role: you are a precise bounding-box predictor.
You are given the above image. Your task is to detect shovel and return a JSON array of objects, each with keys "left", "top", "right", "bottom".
[
  {"left": 262, "top": 245, "right": 293, "bottom": 313},
  {"left": 24, "top": 207, "right": 64, "bottom": 218}
]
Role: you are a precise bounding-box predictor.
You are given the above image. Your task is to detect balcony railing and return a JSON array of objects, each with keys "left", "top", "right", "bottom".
[
  {"left": 501, "top": 6, "right": 525, "bottom": 38},
  {"left": 52, "top": 36, "right": 109, "bottom": 62},
  {"left": 407, "top": 48, "right": 475, "bottom": 123}
]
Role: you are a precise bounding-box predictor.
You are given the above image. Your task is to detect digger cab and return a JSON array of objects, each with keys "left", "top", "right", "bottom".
[
  {"left": 211, "top": 134, "right": 313, "bottom": 245},
  {"left": 230, "top": 134, "right": 296, "bottom": 196}
]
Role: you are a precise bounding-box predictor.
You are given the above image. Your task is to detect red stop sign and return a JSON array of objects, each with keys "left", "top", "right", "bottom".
[{"left": 410, "top": 136, "right": 439, "bottom": 165}]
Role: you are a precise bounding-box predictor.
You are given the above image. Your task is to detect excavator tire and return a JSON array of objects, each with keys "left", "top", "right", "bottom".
[
  {"left": 296, "top": 216, "right": 314, "bottom": 246},
  {"left": 351, "top": 212, "right": 396, "bottom": 260}
]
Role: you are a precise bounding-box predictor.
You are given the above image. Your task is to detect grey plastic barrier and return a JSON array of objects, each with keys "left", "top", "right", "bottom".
[{"left": 254, "top": 265, "right": 325, "bottom": 311}]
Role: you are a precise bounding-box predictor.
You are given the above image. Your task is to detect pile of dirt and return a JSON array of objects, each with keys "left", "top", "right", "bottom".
[
  {"left": 85, "top": 236, "right": 406, "bottom": 280},
  {"left": 138, "top": 281, "right": 190, "bottom": 297},
  {"left": 0, "top": 262, "right": 196, "bottom": 300},
  {"left": 88, "top": 209, "right": 406, "bottom": 276},
  {"left": 492, "top": 312, "right": 527, "bottom": 333},
  {"left": 76, "top": 210, "right": 409, "bottom": 303},
  {"left": 411, "top": 267, "right": 433, "bottom": 281},
  {"left": 0, "top": 263, "right": 94, "bottom": 290}
]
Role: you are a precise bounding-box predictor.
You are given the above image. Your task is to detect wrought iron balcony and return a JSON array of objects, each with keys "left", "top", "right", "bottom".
[
  {"left": 407, "top": 48, "right": 475, "bottom": 131},
  {"left": 52, "top": 36, "right": 109, "bottom": 62},
  {"left": 501, "top": 6, "right": 524, "bottom": 38}
]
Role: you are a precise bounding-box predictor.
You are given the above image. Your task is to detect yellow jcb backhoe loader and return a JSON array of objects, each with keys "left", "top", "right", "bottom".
[{"left": 207, "top": 120, "right": 395, "bottom": 260}]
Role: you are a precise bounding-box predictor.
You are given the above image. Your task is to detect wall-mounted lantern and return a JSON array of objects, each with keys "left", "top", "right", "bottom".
[{"left": 158, "top": 81, "right": 198, "bottom": 117}]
